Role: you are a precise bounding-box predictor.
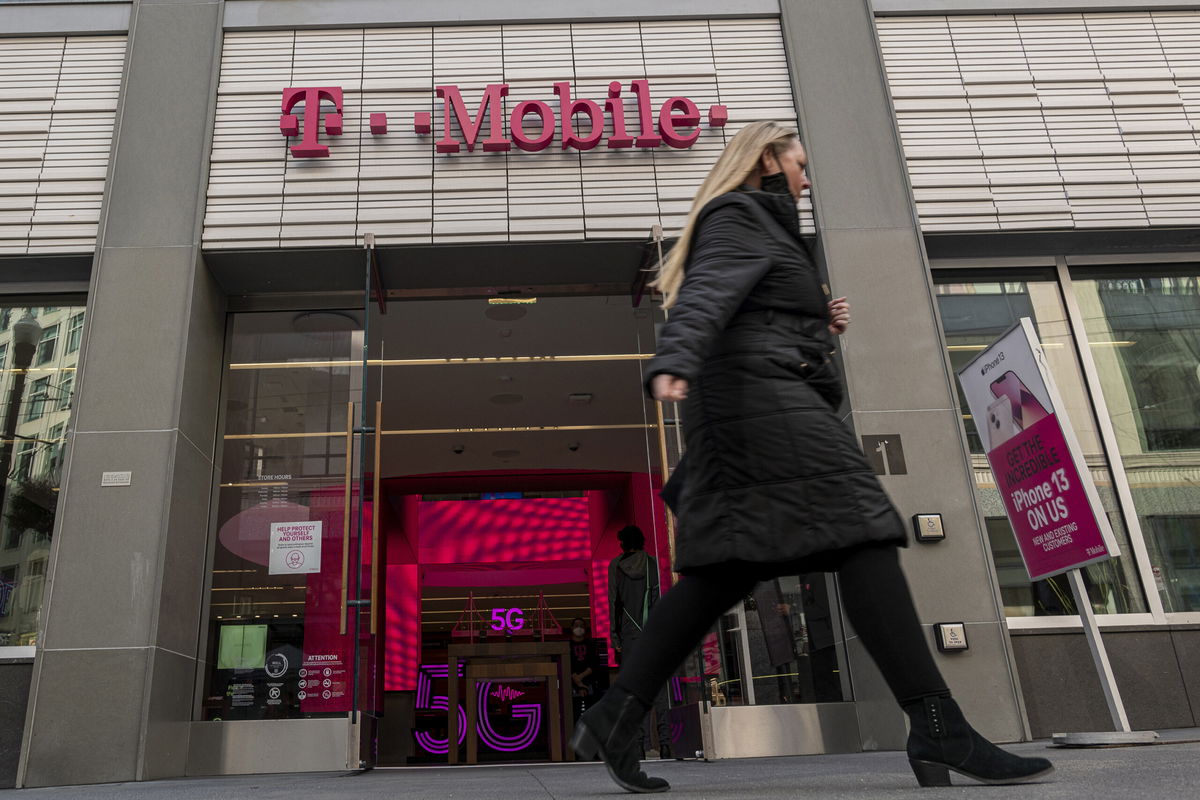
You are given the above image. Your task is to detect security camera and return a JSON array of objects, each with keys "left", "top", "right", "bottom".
[
  {"left": 567, "top": 441, "right": 580, "bottom": 452},
  {"left": 452, "top": 444, "right": 465, "bottom": 454}
]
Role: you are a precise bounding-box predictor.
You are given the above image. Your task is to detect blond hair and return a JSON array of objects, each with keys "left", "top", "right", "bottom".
[{"left": 651, "top": 121, "right": 799, "bottom": 308}]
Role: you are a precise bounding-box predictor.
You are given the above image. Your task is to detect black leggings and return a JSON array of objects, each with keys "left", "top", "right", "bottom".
[{"left": 614, "top": 544, "right": 948, "bottom": 708}]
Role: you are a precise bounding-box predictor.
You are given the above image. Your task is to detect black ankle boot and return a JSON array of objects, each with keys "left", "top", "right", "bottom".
[
  {"left": 571, "top": 688, "right": 670, "bottom": 793},
  {"left": 903, "top": 696, "right": 1054, "bottom": 786}
]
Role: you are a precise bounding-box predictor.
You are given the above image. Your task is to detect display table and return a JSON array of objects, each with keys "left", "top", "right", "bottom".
[{"left": 447, "top": 641, "right": 573, "bottom": 765}]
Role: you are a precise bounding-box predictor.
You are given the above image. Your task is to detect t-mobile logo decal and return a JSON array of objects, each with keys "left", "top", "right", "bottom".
[
  {"left": 279, "top": 87, "right": 344, "bottom": 158},
  {"left": 279, "top": 81, "right": 728, "bottom": 158}
]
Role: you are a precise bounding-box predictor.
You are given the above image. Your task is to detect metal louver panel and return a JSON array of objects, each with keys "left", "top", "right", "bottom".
[
  {"left": 0, "top": 35, "right": 126, "bottom": 255},
  {"left": 878, "top": 11, "right": 1200, "bottom": 232},
  {"left": 202, "top": 19, "right": 811, "bottom": 250}
]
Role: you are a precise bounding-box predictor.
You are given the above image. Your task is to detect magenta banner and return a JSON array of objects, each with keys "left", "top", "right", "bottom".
[
  {"left": 987, "top": 415, "right": 1111, "bottom": 580},
  {"left": 957, "top": 319, "right": 1118, "bottom": 581}
]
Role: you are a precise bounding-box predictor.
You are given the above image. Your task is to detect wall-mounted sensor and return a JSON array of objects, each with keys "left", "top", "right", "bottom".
[
  {"left": 934, "top": 622, "right": 968, "bottom": 652},
  {"left": 913, "top": 513, "right": 945, "bottom": 542}
]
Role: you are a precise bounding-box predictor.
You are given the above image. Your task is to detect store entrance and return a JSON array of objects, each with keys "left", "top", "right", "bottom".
[
  {"left": 355, "top": 293, "right": 675, "bottom": 766},
  {"left": 369, "top": 469, "right": 669, "bottom": 766},
  {"left": 203, "top": 265, "right": 857, "bottom": 771}
]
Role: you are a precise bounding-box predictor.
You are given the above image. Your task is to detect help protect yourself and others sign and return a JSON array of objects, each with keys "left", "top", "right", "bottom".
[
  {"left": 269, "top": 521, "right": 322, "bottom": 575},
  {"left": 956, "top": 319, "right": 1119, "bottom": 581}
]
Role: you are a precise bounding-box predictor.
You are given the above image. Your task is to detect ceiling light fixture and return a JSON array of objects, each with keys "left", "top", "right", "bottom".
[
  {"left": 224, "top": 423, "right": 656, "bottom": 441},
  {"left": 230, "top": 353, "right": 653, "bottom": 370}
]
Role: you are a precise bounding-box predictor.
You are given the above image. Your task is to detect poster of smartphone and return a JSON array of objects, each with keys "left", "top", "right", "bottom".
[
  {"left": 984, "top": 395, "right": 1019, "bottom": 450},
  {"left": 989, "top": 370, "right": 1050, "bottom": 430},
  {"left": 955, "top": 318, "right": 1119, "bottom": 581}
]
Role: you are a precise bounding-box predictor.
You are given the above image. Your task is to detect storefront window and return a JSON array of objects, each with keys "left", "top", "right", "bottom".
[
  {"left": 935, "top": 277, "right": 1146, "bottom": 617},
  {"left": 0, "top": 304, "right": 83, "bottom": 649},
  {"left": 201, "top": 312, "right": 361, "bottom": 721},
  {"left": 1074, "top": 270, "right": 1200, "bottom": 613}
]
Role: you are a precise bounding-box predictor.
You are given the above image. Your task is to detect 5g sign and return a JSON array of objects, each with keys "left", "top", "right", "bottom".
[{"left": 490, "top": 607, "right": 525, "bottom": 634}]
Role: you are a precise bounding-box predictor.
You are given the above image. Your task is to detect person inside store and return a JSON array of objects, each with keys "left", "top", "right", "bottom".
[
  {"left": 570, "top": 121, "right": 1054, "bottom": 793},
  {"left": 607, "top": 524, "right": 672, "bottom": 759},
  {"left": 568, "top": 617, "right": 599, "bottom": 730}
]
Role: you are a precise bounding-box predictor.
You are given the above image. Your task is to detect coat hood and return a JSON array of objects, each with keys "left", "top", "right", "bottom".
[{"left": 616, "top": 549, "right": 650, "bottom": 578}]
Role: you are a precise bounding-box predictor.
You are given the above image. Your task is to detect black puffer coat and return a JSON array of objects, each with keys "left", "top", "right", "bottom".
[{"left": 648, "top": 188, "right": 907, "bottom": 574}]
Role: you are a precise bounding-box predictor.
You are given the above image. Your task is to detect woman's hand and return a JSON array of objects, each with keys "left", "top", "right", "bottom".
[
  {"left": 827, "top": 297, "right": 850, "bottom": 336},
  {"left": 652, "top": 373, "right": 689, "bottom": 402}
]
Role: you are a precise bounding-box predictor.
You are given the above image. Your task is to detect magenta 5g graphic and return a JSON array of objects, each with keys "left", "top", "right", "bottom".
[
  {"left": 489, "top": 607, "right": 525, "bottom": 634},
  {"left": 414, "top": 664, "right": 543, "bottom": 755}
]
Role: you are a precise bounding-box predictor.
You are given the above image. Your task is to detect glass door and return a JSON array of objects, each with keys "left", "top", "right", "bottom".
[
  {"left": 352, "top": 241, "right": 688, "bottom": 764},
  {"left": 202, "top": 308, "right": 373, "bottom": 765}
]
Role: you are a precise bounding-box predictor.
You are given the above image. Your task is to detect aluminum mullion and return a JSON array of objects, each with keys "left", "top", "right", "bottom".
[
  {"left": 1055, "top": 257, "right": 1167, "bottom": 623},
  {"left": 1006, "top": 612, "right": 1157, "bottom": 630},
  {"left": 731, "top": 603, "right": 757, "bottom": 707}
]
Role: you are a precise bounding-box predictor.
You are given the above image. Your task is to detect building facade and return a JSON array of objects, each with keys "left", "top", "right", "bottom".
[{"left": 0, "top": 0, "right": 1197, "bottom": 788}]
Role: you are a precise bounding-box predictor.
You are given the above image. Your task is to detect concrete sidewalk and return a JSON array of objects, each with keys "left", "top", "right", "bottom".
[{"left": 11, "top": 733, "right": 1200, "bottom": 799}]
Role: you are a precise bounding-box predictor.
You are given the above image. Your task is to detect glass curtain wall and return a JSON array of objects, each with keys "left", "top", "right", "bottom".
[
  {"left": 0, "top": 304, "right": 83, "bottom": 649},
  {"left": 934, "top": 275, "right": 1146, "bottom": 617},
  {"left": 1073, "top": 268, "right": 1200, "bottom": 613}
]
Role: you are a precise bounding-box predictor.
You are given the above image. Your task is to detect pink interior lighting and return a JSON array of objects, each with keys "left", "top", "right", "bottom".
[
  {"left": 417, "top": 497, "right": 591, "bottom": 563},
  {"left": 384, "top": 475, "right": 673, "bottom": 692}
]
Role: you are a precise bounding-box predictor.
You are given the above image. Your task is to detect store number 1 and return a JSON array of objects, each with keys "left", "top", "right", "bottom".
[{"left": 490, "top": 607, "right": 525, "bottom": 633}]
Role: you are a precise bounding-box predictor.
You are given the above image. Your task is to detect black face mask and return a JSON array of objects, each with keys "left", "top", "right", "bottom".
[{"left": 760, "top": 171, "right": 791, "bottom": 197}]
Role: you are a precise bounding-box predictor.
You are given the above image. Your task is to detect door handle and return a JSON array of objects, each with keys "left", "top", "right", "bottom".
[
  {"left": 340, "top": 401, "right": 353, "bottom": 635},
  {"left": 654, "top": 399, "right": 678, "bottom": 578},
  {"left": 371, "top": 400, "right": 382, "bottom": 635}
]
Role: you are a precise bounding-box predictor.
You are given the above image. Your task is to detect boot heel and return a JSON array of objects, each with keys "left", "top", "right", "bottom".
[
  {"left": 570, "top": 723, "right": 599, "bottom": 760},
  {"left": 909, "top": 759, "right": 951, "bottom": 787}
]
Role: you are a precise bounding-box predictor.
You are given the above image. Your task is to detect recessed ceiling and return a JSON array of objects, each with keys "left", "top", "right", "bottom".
[
  {"left": 485, "top": 305, "right": 528, "bottom": 322},
  {"left": 489, "top": 393, "right": 524, "bottom": 406}
]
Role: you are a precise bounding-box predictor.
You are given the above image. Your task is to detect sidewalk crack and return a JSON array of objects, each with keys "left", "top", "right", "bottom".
[{"left": 527, "top": 768, "right": 556, "bottom": 798}]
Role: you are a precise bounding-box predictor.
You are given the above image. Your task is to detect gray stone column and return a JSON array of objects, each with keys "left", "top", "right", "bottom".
[
  {"left": 18, "top": 0, "right": 226, "bottom": 786},
  {"left": 778, "top": 0, "right": 1028, "bottom": 747}
]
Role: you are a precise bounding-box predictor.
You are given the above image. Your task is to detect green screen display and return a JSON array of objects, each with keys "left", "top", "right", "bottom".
[{"left": 217, "top": 624, "right": 268, "bottom": 670}]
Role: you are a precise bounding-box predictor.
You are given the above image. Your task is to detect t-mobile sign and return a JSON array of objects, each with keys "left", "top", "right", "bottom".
[
  {"left": 279, "top": 80, "right": 728, "bottom": 158},
  {"left": 956, "top": 319, "right": 1120, "bottom": 581}
]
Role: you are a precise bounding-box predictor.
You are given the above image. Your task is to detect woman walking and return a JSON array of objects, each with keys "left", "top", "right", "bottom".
[{"left": 570, "top": 121, "right": 1053, "bottom": 793}]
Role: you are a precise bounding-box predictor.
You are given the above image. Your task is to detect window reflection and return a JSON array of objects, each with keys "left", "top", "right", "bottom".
[
  {"left": 1075, "top": 271, "right": 1200, "bottom": 613},
  {"left": 714, "top": 574, "right": 847, "bottom": 706},
  {"left": 935, "top": 277, "right": 1146, "bottom": 616},
  {"left": 0, "top": 304, "right": 83, "bottom": 648}
]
